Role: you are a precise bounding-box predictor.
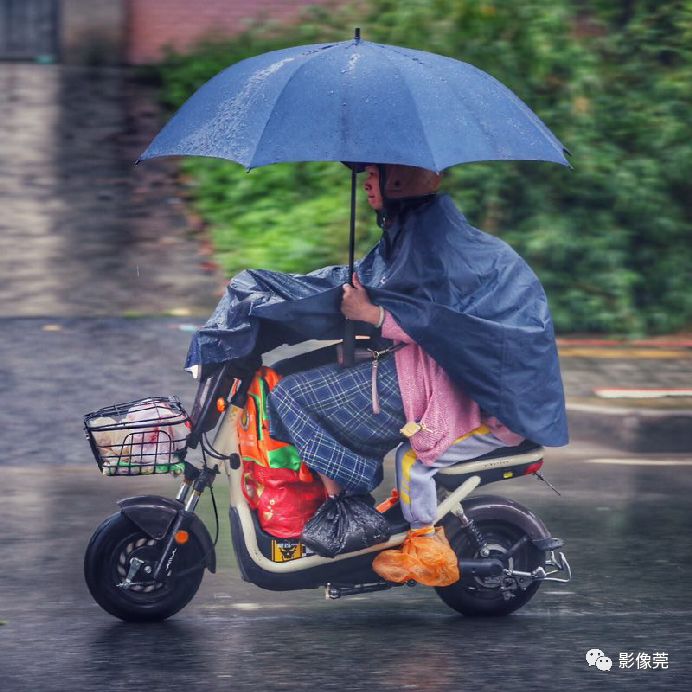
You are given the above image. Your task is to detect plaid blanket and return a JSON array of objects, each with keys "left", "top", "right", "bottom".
[{"left": 267, "top": 355, "right": 405, "bottom": 493}]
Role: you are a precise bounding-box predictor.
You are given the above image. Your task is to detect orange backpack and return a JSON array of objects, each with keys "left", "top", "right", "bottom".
[{"left": 237, "top": 367, "right": 325, "bottom": 538}]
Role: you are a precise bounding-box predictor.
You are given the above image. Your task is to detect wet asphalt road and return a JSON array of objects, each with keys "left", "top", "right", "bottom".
[
  {"left": 2, "top": 446, "right": 691, "bottom": 691},
  {"left": 1, "top": 319, "right": 691, "bottom": 691}
]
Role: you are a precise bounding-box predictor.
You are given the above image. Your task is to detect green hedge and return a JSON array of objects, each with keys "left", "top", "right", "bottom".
[{"left": 159, "top": 0, "right": 691, "bottom": 335}]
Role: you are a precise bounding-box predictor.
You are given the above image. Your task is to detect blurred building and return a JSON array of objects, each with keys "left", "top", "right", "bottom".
[{"left": 0, "top": 0, "right": 324, "bottom": 64}]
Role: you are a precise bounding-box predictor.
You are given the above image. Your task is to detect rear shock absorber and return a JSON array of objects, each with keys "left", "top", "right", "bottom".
[{"left": 451, "top": 505, "right": 488, "bottom": 555}]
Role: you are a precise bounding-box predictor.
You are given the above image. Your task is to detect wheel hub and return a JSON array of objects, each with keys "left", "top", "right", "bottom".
[
  {"left": 116, "top": 538, "right": 164, "bottom": 593},
  {"left": 473, "top": 542, "right": 514, "bottom": 589}
]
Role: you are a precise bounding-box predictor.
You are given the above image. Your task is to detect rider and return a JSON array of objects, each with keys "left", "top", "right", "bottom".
[
  {"left": 186, "top": 161, "right": 567, "bottom": 585},
  {"left": 268, "top": 164, "right": 526, "bottom": 586}
]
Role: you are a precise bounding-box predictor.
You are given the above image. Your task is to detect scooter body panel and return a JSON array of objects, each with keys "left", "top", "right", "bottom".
[{"left": 229, "top": 507, "right": 381, "bottom": 590}]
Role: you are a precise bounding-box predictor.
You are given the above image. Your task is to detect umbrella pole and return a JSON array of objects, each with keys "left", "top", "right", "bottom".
[
  {"left": 341, "top": 168, "right": 357, "bottom": 366},
  {"left": 349, "top": 166, "right": 356, "bottom": 279}
]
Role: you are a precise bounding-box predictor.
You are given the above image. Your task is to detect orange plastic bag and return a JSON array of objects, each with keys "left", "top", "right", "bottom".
[
  {"left": 237, "top": 366, "right": 304, "bottom": 471},
  {"left": 238, "top": 367, "right": 325, "bottom": 538},
  {"left": 371, "top": 527, "right": 460, "bottom": 586}
]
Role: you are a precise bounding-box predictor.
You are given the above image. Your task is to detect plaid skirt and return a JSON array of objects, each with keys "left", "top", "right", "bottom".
[{"left": 267, "top": 355, "right": 406, "bottom": 493}]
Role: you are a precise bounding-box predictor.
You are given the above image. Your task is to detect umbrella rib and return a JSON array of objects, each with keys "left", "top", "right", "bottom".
[
  {"left": 247, "top": 44, "right": 340, "bottom": 169},
  {"left": 381, "top": 45, "right": 503, "bottom": 164},
  {"left": 426, "top": 61, "right": 505, "bottom": 162},
  {"left": 376, "top": 46, "right": 439, "bottom": 171},
  {"left": 465, "top": 59, "right": 568, "bottom": 157},
  {"left": 382, "top": 45, "right": 568, "bottom": 165},
  {"left": 462, "top": 61, "right": 568, "bottom": 160}
]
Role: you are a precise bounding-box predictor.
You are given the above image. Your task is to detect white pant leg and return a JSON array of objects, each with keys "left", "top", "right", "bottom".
[
  {"left": 396, "top": 434, "right": 509, "bottom": 529},
  {"left": 396, "top": 443, "right": 438, "bottom": 529}
]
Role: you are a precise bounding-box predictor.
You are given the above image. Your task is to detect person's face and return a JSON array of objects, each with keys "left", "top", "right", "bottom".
[{"left": 363, "top": 165, "right": 383, "bottom": 211}]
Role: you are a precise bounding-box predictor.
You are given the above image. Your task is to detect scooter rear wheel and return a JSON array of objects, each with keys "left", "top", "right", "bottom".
[
  {"left": 435, "top": 511, "right": 543, "bottom": 617},
  {"left": 84, "top": 512, "right": 205, "bottom": 622}
]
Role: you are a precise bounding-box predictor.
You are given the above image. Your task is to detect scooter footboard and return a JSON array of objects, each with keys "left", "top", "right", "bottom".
[{"left": 229, "top": 507, "right": 385, "bottom": 591}]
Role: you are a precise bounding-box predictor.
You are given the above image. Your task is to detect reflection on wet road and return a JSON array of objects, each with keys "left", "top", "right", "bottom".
[{"left": 1, "top": 445, "right": 691, "bottom": 691}]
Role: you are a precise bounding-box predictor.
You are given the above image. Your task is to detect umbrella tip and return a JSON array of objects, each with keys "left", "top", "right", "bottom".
[{"left": 354, "top": 27, "right": 361, "bottom": 43}]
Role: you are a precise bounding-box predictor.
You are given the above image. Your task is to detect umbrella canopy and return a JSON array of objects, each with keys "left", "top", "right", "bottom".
[{"left": 139, "top": 34, "right": 570, "bottom": 171}]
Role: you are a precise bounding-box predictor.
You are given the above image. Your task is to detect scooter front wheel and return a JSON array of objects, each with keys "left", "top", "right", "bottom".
[
  {"left": 84, "top": 512, "right": 205, "bottom": 622},
  {"left": 435, "top": 511, "right": 544, "bottom": 617}
]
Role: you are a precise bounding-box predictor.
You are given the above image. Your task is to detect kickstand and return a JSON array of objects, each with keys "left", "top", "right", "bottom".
[{"left": 535, "top": 471, "right": 561, "bottom": 496}]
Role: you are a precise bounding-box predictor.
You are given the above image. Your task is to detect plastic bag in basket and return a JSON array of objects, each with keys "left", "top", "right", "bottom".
[{"left": 97, "top": 399, "right": 189, "bottom": 475}]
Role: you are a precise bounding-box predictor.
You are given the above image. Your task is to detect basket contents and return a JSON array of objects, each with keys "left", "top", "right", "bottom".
[
  {"left": 238, "top": 367, "right": 325, "bottom": 538},
  {"left": 84, "top": 397, "right": 191, "bottom": 475}
]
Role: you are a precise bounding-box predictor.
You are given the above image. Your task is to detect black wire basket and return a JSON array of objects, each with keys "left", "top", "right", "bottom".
[{"left": 84, "top": 396, "right": 191, "bottom": 476}]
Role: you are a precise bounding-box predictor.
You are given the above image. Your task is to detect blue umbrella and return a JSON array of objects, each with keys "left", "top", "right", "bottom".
[
  {"left": 140, "top": 30, "right": 569, "bottom": 170},
  {"left": 140, "top": 29, "right": 570, "bottom": 362}
]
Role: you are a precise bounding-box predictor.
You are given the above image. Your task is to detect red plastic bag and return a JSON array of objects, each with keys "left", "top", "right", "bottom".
[
  {"left": 237, "top": 367, "right": 326, "bottom": 538},
  {"left": 243, "top": 461, "right": 325, "bottom": 538}
]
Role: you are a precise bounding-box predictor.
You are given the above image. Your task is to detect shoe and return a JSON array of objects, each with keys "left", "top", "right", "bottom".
[{"left": 371, "top": 526, "right": 460, "bottom": 587}]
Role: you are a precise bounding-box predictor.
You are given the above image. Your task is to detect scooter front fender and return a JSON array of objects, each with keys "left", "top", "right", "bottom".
[{"left": 117, "top": 495, "right": 216, "bottom": 573}]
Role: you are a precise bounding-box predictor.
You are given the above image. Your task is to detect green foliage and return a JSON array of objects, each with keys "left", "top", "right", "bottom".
[{"left": 158, "top": 0, "right": 692, "bottom": 335}]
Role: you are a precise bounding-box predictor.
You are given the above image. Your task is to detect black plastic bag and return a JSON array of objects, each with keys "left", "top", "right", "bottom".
[{"left": 301, "top": 495, "right": 391, "bottom": 558}]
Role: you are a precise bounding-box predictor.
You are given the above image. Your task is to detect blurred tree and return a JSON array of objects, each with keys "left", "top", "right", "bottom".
[{"left": 158, "top": 0, "right": 691, "bottom": 335}]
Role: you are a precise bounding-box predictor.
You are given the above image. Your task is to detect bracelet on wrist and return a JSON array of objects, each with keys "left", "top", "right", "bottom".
[{"left": 375, "top": 305, "right": 385, "bottom": 328}]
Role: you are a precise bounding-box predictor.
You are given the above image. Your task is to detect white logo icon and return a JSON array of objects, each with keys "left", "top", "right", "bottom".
[
  {"left": 596, "top": 656, "right": 613, "bottom": 671},
  {"left": 586, "top": 649, "right": 605, "bottom": 666},
  {"left": 586, "top": 649, "right": 612, "bottom": 672}
]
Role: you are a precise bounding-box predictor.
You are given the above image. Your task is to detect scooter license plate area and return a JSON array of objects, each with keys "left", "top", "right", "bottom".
[{"left": 271, "top": 539, "right": 316, "bottom": 563}]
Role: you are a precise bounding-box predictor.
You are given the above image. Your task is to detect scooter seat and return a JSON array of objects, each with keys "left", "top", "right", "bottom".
[
  {"left": 438, "top": 438, "right": 543, "bottom": 468},
  {"left": 435, "top": 440, "right": 545, "bottom": 492}
]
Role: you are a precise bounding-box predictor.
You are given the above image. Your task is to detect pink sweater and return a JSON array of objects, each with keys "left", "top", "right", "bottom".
[{"left": 381, "top": 311, "right": 524, "bottom": 465}]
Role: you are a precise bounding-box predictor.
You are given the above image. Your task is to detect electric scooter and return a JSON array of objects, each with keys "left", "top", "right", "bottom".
[{"left": 83, "top": 349, "right": 572, "bottom": 622}]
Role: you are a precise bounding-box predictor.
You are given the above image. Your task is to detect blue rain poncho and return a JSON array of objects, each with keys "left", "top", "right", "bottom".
[{"left": 186, "top": 194, "right": 568, "bottom": 446}]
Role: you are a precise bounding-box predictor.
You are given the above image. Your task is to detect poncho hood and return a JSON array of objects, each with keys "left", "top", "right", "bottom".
[{"left": 186, "top": 194, "right": 568, "bottom": 446}]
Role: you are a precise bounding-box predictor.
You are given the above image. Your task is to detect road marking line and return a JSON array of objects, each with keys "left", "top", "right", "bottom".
[
  {"left": 558, "top": 347, "right": 691, "bottom": 359},
  {"left": 558, "top": 338, "right": 692, "bottom": 347},
  {"left": 594, "top": 388, "right": 692, "bottom": 398},
  {"left": 543, "top": 591, "right": 576, "bottom": 595},
  {"left": 585, "top": 458, "right": 692, "bottom": 466},
  {"left": 231, "top": 602, "right": 263, "bottom": 610},
  {"left": 566, "top": 402, "right": 692, "bottom": 415}
]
